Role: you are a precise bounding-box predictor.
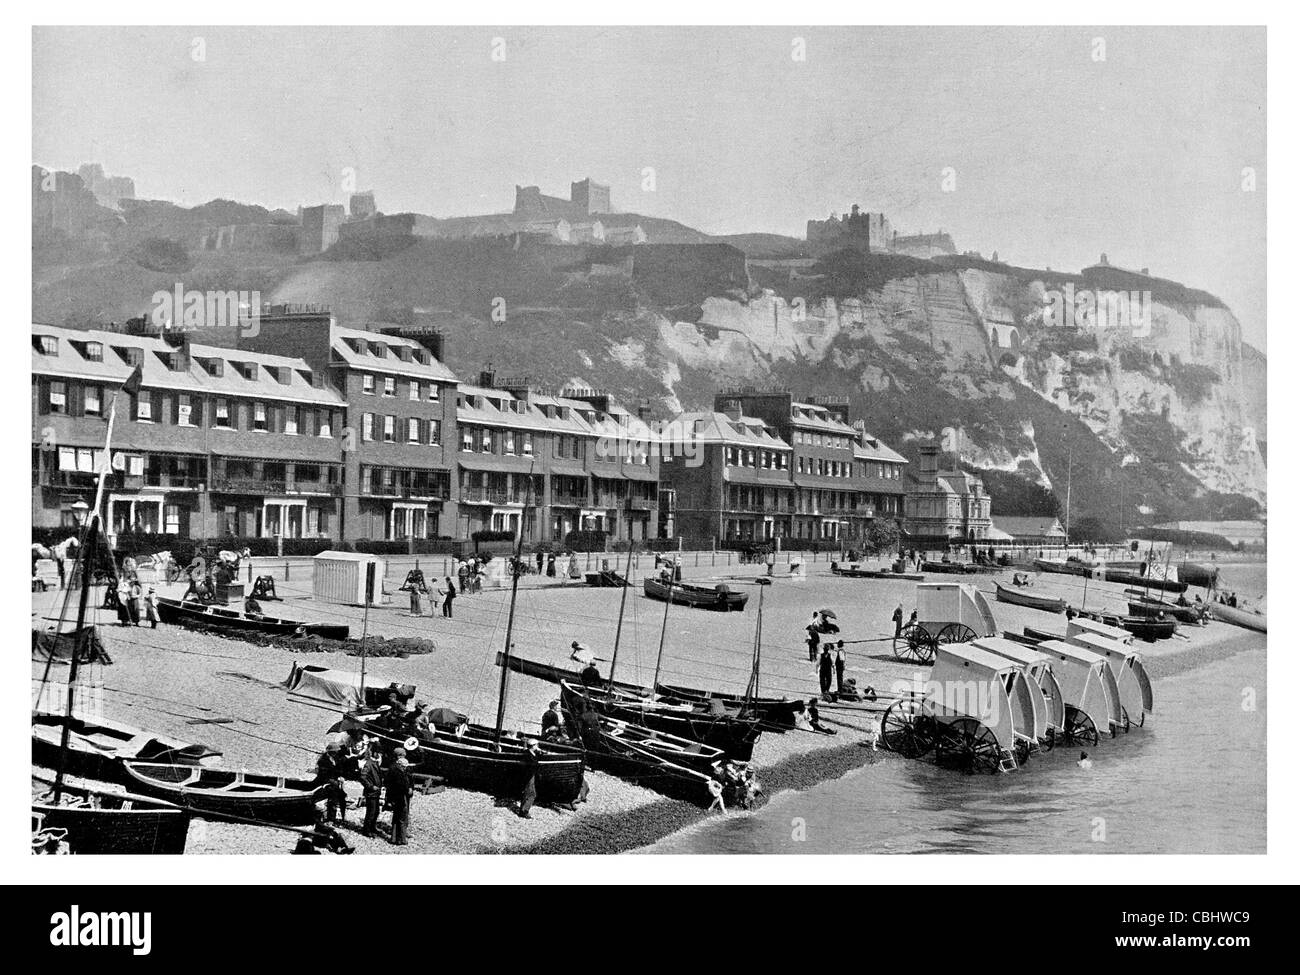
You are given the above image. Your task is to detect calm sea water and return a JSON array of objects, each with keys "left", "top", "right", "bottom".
[{"left": 653, "top": 563, "right": 1267, "bottom": 855}]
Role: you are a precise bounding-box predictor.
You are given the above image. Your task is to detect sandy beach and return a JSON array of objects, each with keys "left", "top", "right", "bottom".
[{"left": 31, "top": 555, "right": 1264, "bottom": 854}]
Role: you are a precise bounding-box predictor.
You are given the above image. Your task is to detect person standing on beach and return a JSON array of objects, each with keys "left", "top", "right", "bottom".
[
  {"left": 818, "top": 647, "right": 834, "bottom": 699},
  {"left": 386, "top": 748, "right": 413, "bottom": 845},
  {"left": 892, "top": 602, "right": 904, "bottom": 637},
  {"left": 359, "top": 742, "right": 384, "bottom": 837},
  {"left": 440, "top": 576, "right": 456, "bottom": 618},
  {"left": 834, "top": 643, "right": 846, "bottom": 698},
  {"left": 518, "top": 740, "right": 541, "bottom": 819},
  {"left": 144, "top": 587, "right": 160, "bottom": 629},
  {"left": 806, "top": 617, "right": 821, "bottom": 662}
]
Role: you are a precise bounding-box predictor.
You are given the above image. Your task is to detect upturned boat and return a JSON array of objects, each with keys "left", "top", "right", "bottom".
[
  {"left": 1208, "top": 602, "right": 1267, "bottom": 633},
  {"left": 120, "top": 761, "right": 325, "bottom": 826}
]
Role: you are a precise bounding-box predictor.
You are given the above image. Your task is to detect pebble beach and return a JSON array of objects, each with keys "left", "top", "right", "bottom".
[{"left": 31, "top": 554, "right": 1264, "bottom": 855}]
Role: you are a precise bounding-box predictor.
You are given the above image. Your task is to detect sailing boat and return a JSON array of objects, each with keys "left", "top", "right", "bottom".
[
  {"left": 560, "top": 559, "right": 764, "bottom": 760},
  {"left": 339, "top": 468, "right": 586, "bottom": 802}
]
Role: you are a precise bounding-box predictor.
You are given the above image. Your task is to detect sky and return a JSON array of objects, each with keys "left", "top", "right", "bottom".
[{"left": 33, "top": 26, "right": 1266, "bottom": 348}]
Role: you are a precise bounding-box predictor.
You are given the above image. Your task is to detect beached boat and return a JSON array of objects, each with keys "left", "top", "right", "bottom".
[
  {"left": 1127, "top": 598, "right": 1205, "bottom": 625},
  {"left": 1208, "top": 602, "right": 1267, "bottom": 633},
  {"left": 994, "top": 582, "right": 1067, "bottom": 614},
  {"left": 120, "top": 761, "right": 324, "bottom": 826},
  {"left": 337, "top": 711, "right": 587, "bottom": 802},
  {"left": 559, "top": 680, "right": 762, "bottom": 760},
  {"left": 32, "top": 779, "right": 190, "bottom": 855},
  {"left": 496, "top": 654, "right": 799, "bottom": 730},
  {"left": 1033, "top": 558, "right": 1092, "bottom": 577},
  {"left": 921, "top": 561, "right": 978, "bottom": 575},
  {"left": 1178, "top": 561, "right": 1220, "bottom": 589},
  {"left": 642, "top": 577, "right": 748, "bottom": 611},
  {"left": 31, "top": 713, "right": 221, "bottom": 784},
  {"left": 572, "top": 715, "right": 721, "bottom": 804},
  {"left": 1098, "top": 569, "right": 1187, "bottom": 594},
  {"left": 156, "top": 596, "right": 350, "bottom": 640}
]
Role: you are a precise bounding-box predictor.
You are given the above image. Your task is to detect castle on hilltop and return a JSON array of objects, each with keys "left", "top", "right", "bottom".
[{"left": 807, "top": 203, "right": 956, "bottom": 259}]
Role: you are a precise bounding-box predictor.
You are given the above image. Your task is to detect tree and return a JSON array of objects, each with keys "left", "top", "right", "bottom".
[{"left": 865, "top": 519, "right": 901, "bottom": 555}]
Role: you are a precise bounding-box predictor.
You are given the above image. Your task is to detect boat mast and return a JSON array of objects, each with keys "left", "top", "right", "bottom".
[
  {"left": 652, "top": 569, "right": 674, "bottom": 691},
  {"left": 606, "top": 514, "right": 636, "bottom": 688},
  {"left": 493, "top": 462, "right": 534, "bottom": 744},
  {"left": 52, "top": 373, "right": 128, "bottom": 803},
  {"left": 744, "top": 582, "right": 765, "bottom": 708}
]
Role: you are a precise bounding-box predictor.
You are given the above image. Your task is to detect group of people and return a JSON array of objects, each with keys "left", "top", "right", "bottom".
[
  {"left": 104, "top": 579, "right": 160, "bottom": 628},
  {"left": 313, "top": 737, "right": 416, "bottom": 846},
  {"left": 400, "top": 568, "right": 460, "bottom": 619}
]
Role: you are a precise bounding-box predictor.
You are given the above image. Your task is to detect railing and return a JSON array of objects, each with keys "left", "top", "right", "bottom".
[
  {"left": 628, "top": 498, "right": 655, "bottom": 511},
  {"left": 144, "top": 474, "right": 205, "bottom": 490},
  {"left": 551, "top": 492, "right": 590, "bottom": 506},
  {"left": 216, "top": 476, "right": 342, "bottom": 496}
]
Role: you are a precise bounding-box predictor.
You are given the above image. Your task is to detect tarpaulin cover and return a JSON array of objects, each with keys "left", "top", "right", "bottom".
[
  {"left": 283, "top": 660, "right": 409, "bottom": 711},
  {"left": 32, "top": 627, "right": 112, "bottom": 665}
]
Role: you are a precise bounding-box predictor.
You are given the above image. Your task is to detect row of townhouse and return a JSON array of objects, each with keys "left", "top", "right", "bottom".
[
  {"left": 659, "top": 391, "right": 910, "bottom": 545},
  {"left": 31, "top": 309, "right": 663, "bottom": 546}
]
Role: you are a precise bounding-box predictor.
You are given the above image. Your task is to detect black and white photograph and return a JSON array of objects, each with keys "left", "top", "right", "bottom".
[{"left": 12, "top": 8, "right": 1292, "bottom": 908}]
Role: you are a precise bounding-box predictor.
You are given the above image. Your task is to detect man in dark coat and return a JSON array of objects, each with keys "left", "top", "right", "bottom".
[
  {"left": 892, "top": 603, "right": 904, "bottom": 637},
  {"left": 806, "top": 620, "right": 820, "bottom": 662},
  {"left": 540, "top": 700, "right": 565, "bottom": 740},
  {"left": 580, "top": 661, "right": 602, "bottom": 687},
  {"left": 518, "top": 740, "right": 541, "bottom": 819},
  {"left": 385, "top": 748, "right": 413, "bottom": 845},
  {"left": 358, "top": 743, "right": 384, "bottom": 837},
  {"left": 834, "top": 642, "right": 847, "bottom": 698},
  {"left": 818, "top": 647, "right": 834, "bottom": 699},
  {"left": 441, "top": 577, "right": 457, "bottom": 618},
  {"left": 314, "top": 743, "right": 350, "bottom": 824}
]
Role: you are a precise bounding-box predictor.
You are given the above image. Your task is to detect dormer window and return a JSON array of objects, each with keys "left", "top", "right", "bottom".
[
  {"left": 371, "top": 343, "right": 387, "bottom": 358},
  {"left": 205, "top": 359, "right": 224, "bottom": 378},
  {"left": 115, "top": 346, "right": 143, "bottom": 367},
  {"left": 276, "top": 366, "right": 290, "bottom": 385},
  {"left": 242, "top": 362, "right": 257, "bottom": 381},
  {"left": 84, "top": 342, "right": 103, "bottom": 362},
  {"left": 36, "top": 335, "right": 58, "bottom": 355}
]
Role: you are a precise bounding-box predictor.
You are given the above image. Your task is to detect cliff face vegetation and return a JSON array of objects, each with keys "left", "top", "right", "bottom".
[{"left": 34, "top": 222, "right": 1265, "bottom": 526}]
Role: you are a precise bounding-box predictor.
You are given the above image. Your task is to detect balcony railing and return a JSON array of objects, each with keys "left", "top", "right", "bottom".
[
  {"left": 144, "top": 474, "right": 205, "bottom": 490},
  {"left": 215, "top": 475, "right": 342, "bottom": 496}
]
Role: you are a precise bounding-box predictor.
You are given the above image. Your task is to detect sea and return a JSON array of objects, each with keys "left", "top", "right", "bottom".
[{"left": 652, "top": 562, "right": 1266, "bottom": 855}]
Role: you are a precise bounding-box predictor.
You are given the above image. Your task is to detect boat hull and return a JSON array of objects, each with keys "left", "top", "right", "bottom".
[
  {"left": 157, "top": 597, "right": 350, "bottom": 640},
  {"left": 560, "top": 681, "right": 761, "bottom": 760},
  {"left": 33, "top": 784, "right": 190, "bottom": 855},
  {"left": 31, "top": 714, "right": 220, "bottom": 785},
  {"left": 643, "top": 578, "right": 748, "bottom": 612},
  {"left": 1208, "top": 602, "right": 1267, "bottom": 633},
  {"left": 120, "top": 762, "right": 323, "bottom": 826},
  {"left": 994, "top": 582, "right": 1066, "bottom": 614}
]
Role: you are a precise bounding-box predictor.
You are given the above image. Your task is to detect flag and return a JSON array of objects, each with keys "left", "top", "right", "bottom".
[{"left": 120, "top": 364, "right": 143, "bottom": 396}]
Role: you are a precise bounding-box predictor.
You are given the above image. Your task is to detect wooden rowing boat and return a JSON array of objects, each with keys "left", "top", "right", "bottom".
[
  {"left": 1208, "top": 602, "right": 1267, "bottom": 633},
  {"left": 120, "top": 761, "right": 324, "bottom": 825},
  {"left": 1032, "top": 558, "right": 1091, "bottom": 577},
  {"left": 921, "top": 561, "right": 978, "bottom": 575},
  {"left": 32, "top": 779, "right": 190, "bottom": 855},
  {"left": 830, "top": 563, "right": 924, "bottom": 581},
  {"left": 1098, "top": 569, "right": 1187, "bottom": 594},
  {"left": 994, "top": 582, "right": 1066, "bottom": 614},
  {"left": 157, "top": 596, "right": 350, "bottom": 640},
  {"left": 643, "top": 577, "right": 748, "bottom": 611},
  {"left": 31, "top": 713, "right": 221, "bottom": 785},
  {"left": 560, "top": 679, "right": 762, "bottom": 760},
  {"left": 572, "top": 714, "right": 720, "bottom": 805}
]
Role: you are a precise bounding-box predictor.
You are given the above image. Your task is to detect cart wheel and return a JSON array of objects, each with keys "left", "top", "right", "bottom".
[
  {"left": 879, "top": 699, "right": 936, "bottom": 758},
  {"left": 1061, "top": 706, "right": 1099, "bottom": 747},
  {"left": 1119, "top": 707, "right": 1132, "bottom": 733},
  {"left": 936, "top": 717, "right": 1004, "bottom": 774},
  {"left": 893, "top": 624, "right": 936, "bottom": 665},
  {"left": 936, "top": 623, "right": 978, "bottom": 646}
]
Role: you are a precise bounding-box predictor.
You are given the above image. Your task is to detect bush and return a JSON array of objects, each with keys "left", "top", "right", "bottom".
[{"left": 564, "top": 530, "right": 607, "bottom": 552}]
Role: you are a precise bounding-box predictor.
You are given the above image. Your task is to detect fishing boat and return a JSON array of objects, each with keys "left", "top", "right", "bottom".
[
  {"left": 32, "top": 779, "right": 190, "bottom": 855},
  {"left": 1098, "top": 569, "right": 1187, "bottom": 594},
  {"left": 32, "top": 713, "right": 221, "bottom": 784},
  {"left": 1127, "top": 598, "right": 1205, "bottom": 625},
  {"left": 156, "top": 596, "right": 350, "bottom": 640},
  {"left": 1119, "top": 616, "right": 1179, "bottom": 642},
  {"left": 1208, "top": 602, "right": 1267, "bottom": 633},
  {"left": 120, "top": 762, "right": 324, "bottom": 825},
  {"left": 643, "top": 576, "right": 748, "bottom": 611},
  {"left": 921, "top": 561, "right": 978, "bottom": 575},
  {"left": 560, "top": 679, "right": 762, "bottom": 760},
  {"left": 336, "top": 711, "right": 587, "bottom": 802},
  {"left": 993, "top": 582, "right": 1067, "bottom": 614},
  {"left": 1032, "top": 558, "right": 1092, "bottom": 577},
  {"left": 572, "top": 715, "right": 721, "bottom": 804}
]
